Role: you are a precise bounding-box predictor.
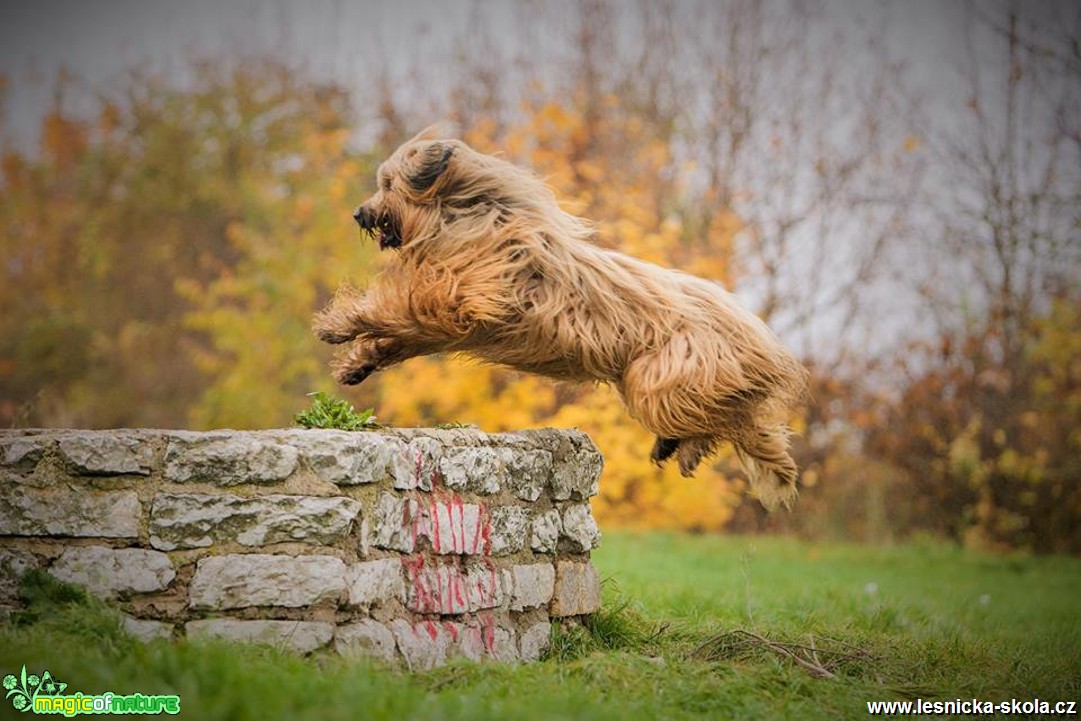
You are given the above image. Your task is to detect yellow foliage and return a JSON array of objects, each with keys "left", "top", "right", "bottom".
[{"left": 181, "top": 110, "right": 377, "bottom": 429}]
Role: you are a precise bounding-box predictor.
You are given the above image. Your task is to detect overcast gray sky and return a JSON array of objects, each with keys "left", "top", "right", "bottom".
[{"left": 0, "top": 0, "right": 968, "bottom": 150}]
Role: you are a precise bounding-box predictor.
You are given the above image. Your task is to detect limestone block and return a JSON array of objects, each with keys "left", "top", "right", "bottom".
[
  {"left": 426, "top": 499, "right": 486, "bottom": 555},
  {"left": 403, "top": 560, "right": 502, "bottom": 614},
  {"left": 488, "top": 506, "right": 530, "bottom": 556},
  {"left": 550, "top": 447, "right": 603, "bottom": 501},
  {"left": 501, "top": 448, "right": 553, "bottom": 502},
  {"left": 0, "top": 435, "right": 46, "bottom": 471},
  {"left": 370, "top": 493, "right": 422, "bottom": 553},
  {"left": 504, "top": 563, "right": 555, "bottom": 611},
  {"left": 277, "top": 430, "right": 402, "bottom": 485},
  {"left": 186, "top": 619, "right": 333, "bottom": 653},
  {"left": 334, "top": 620, "right": 398, "bottom": 661},
  {"left": 57, "top": 431, "right": 154, "bottom": 476},
  {"left": 530, "top": 508, "right": 562, "bottom": 554},
  {"left": 487, "top": 624, "right": 519, "bottom": 663},
  {"left": 560, "top": 504, "right": 602, "bottom": 552},
  {"left": 444, "top": 620, "right": 516, "bottom": 662},
  {"left": 149, "top": 492, "right": 360, "bottom": 550},
  {"left": 0, "top": 549, "right": 38, "bottom": 605},
  {"left": 438, "top": 446, "right": 502, "bottom": 494},
  {"left": 391, "top": 437, "right": 442, "bottom": 491},
  {"left": 389, "top": 618, "right": 450, "bottom": 670},
  {"left": 550, "top": 560, "right": 601, "bottom": 617},
  {"left": 465, "top": 563, "right": 505, "bottom": 611},
  {"left": 49, "top": 546, "right": 175, "bottom": 599},
  {"left": 188, "top": 554, "right": 346, "bottom": 609},
  {"left": 122, "top": 616, "right": 174, "bottom": 642},
  {"left": 0, "top": 486, "right": 140, "bottom": 538},
  {"left": 346, "top": 558, "right": 404, "bottom": 606},
  {"left": 518, "top": 621, "right": 552, "bottom": 662},
  {"left": 387, "top": 617, "right": 513, "bottom": 667},
  {"left": 163, "top": 432, "right": 298, "bottom": 485},
  {"left": 403, "top": 561, "right": 469, "bottom": 615}
]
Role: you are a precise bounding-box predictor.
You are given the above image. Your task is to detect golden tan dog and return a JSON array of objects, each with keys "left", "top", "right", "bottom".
[{"left": 314, "top": 128, "right": 808, "bottom": 508}]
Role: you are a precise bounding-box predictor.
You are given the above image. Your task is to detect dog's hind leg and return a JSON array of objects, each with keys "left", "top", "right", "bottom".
[
  {"left": 649, "top": 437, "right": 680, "bottom": 465},
  {"left": 732, "top": 424, "right": 798, "bottom": 510},
  {"left": 675, "top": 437, "right": 716, "bottom": 477}
]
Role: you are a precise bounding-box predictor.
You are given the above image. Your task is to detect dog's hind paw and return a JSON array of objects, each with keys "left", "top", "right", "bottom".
[
  {"left": 650, "top": 437, "right": 679, "bottom": 465},
  {"left": 676, "top": 438, "right": 715, "bottom": 477}
]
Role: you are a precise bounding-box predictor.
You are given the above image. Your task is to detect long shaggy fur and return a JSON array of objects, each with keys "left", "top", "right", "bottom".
[{"left": 314, "top": 127, "right": 809, "bottom": 509}]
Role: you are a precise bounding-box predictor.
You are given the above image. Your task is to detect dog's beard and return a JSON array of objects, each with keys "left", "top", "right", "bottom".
[{"left": 358, "top": 210, "right": 402, "bottom": 250}]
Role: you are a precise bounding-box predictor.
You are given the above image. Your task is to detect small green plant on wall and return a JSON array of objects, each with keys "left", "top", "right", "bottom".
[{"left": 294, "top": 392, "right": 379, "bottom": 431}]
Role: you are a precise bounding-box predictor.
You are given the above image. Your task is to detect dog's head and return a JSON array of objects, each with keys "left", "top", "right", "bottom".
[
  {"left": 353, "top": 125, "right": 462, "bottom": 251},
  {"left": 354, "top": 125, "right": 573, "bottom": 253}
]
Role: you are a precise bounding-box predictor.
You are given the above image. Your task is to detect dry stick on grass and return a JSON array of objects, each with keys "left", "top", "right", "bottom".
[{"left": 691, "top": 629, "right": 872, "bottom": 680}]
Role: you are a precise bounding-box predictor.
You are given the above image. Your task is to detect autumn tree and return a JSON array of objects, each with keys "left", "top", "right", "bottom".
[
  {"left": 0, "top": 60, "right": 370, "bottom": 428},
  {"left": 866, "top": 2, "right": 1081, "bottom": 552}
]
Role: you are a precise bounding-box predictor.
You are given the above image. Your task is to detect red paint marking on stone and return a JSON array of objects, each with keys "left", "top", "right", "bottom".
[
  {"left": 414, "top": 448, "right": 423, "bottom": 485},
  {"left": 452, "top": 564, "right": 466, "bottom": 610},
  {"left": 453, "top": 494, "right": 466, "bottom": 553},
  {"left": 471, "top": 502, "right": 487, "bottom": 555},
  {"left": 443, "top": 620, "right": 459, "bottom": 642},
  {"left": 480, "top": 503, "right": 492, "bottom": 556},
  {"left": 484, "top": 558, "right": 499, "bottom": 606},
  {"left": 438, "top": 565, "right": 449, "bottom": 612},
  {"left": 422, "top": 619, "right": 439, "bottom": 641},
  {"left": 478, "top": 612, "right": 496, "bottom": 654},
  {"left": 400, "top": 498, "right": 414, "bottom": 548},
  {"left": 430, "top": 500, "right": 442, "bottom": 552},
  {"left": 465, "top": 625, "right": 482, "bottom": 653},
  {"left": 404, "top": 555, "right": 436, "bottom": 613},
  {"left": 473, "top": 574, "right": 489, "bottom": 607}
]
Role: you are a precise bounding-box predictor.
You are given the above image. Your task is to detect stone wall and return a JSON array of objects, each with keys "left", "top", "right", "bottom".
[{"left": 0, "top": 427, "right": 604, "bottom": 668}]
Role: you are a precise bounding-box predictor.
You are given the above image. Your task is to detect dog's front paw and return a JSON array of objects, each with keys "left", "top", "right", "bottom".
[
  {"left": 330, "top": 336, "right": 402, "bottom": 385},
  {"left": 334, "top": 363, "right": 376, "bottom": 386}
]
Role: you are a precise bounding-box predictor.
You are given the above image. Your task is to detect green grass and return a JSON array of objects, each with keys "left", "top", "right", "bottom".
[{"left": 2, "top": 533, "right": 1078, "bottom": 720}]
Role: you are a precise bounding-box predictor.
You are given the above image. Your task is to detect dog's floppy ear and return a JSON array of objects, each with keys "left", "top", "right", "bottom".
[{"left": 408, "top": 142, "right": 455, "bottom": 192}]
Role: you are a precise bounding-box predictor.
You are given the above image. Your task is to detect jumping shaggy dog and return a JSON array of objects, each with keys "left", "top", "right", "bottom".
[{"left": 314, "top": 128, "right": 808, "bottom": 509}]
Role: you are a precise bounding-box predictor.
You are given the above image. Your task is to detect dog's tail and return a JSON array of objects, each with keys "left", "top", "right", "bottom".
[{"left": 734, "top": 424, "right": 799, "bottom": 511}]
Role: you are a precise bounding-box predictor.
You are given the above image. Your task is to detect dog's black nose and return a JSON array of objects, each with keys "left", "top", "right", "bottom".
[{"left": 353, "top": 206, "right": 367, "bottom": 227}]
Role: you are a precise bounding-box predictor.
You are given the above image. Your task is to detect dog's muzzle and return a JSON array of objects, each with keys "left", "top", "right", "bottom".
[{"left": 353, "top": 205, "right": 401, "bottom": 250}]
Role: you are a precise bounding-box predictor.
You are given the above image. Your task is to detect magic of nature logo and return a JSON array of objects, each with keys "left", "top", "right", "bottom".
[{"left": 4, "top": 665, "right": 180, "bottom": 716}]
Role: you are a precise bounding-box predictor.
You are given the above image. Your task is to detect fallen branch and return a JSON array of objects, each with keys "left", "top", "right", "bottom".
[{"left": 690, "top": 629, "right": 872, "bottom": 680}]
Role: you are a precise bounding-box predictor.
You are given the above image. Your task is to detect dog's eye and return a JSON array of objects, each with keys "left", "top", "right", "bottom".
[{"left": 383, "top": 177, "right": 392, "bottom": 191}]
